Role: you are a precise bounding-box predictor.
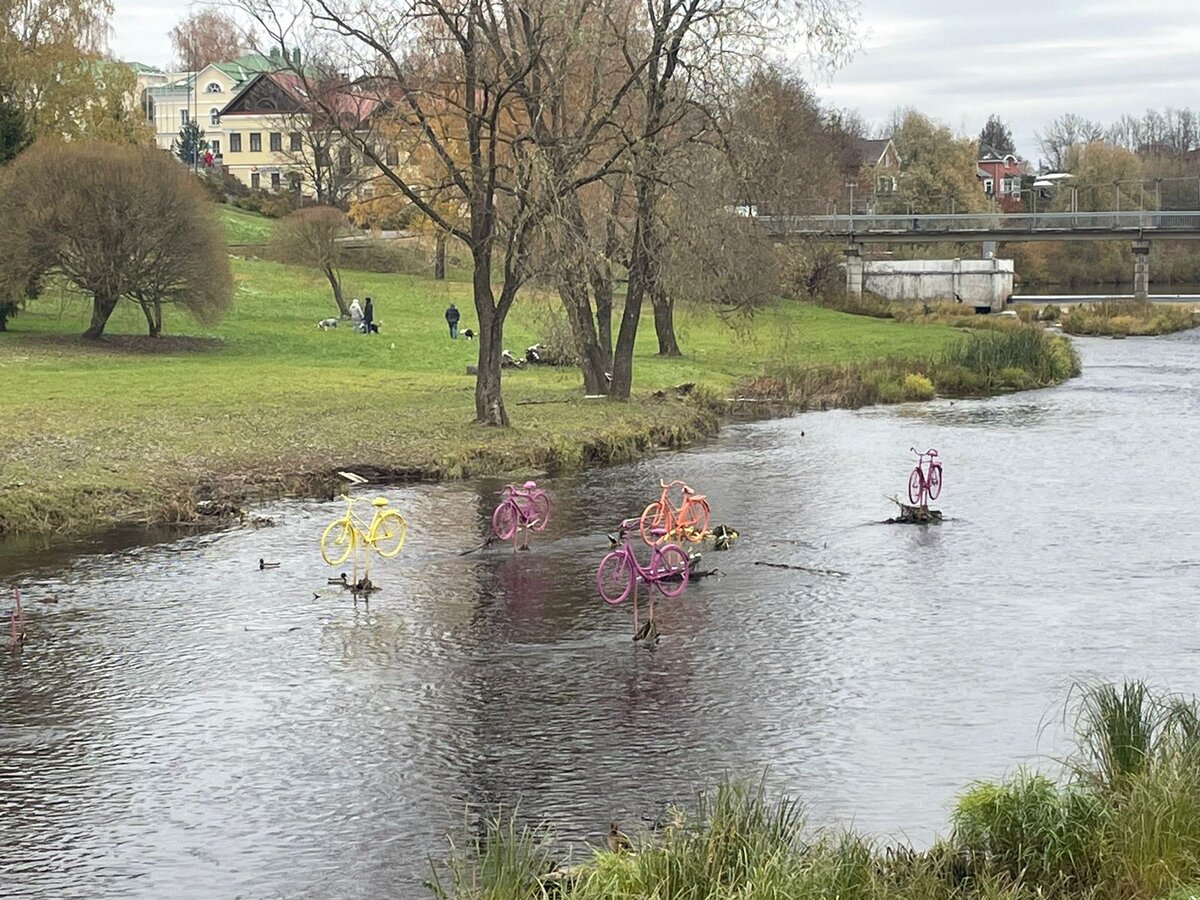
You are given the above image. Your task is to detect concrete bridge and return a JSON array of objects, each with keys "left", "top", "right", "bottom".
[{"left": 755, "top": 210, "right": 1200, "bottom": 305}]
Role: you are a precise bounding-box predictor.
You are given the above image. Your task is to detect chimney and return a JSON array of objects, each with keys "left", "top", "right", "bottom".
[
  {"left": 269, "top": 47, "right": 280, "bottom": 61},
  {"left": 292, "top": 48, "right": 300, "bottom": 67}
]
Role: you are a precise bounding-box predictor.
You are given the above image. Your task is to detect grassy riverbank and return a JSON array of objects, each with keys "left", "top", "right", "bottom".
[
  {"left": 0, "top": 246, "right": 1076, "bottom": 536},
  {"left": 1061, "top": 299, "right": 1200, "bottom": 336},
  {"left": 431, "top": 681, "right": 1200, "bottom": 900}
]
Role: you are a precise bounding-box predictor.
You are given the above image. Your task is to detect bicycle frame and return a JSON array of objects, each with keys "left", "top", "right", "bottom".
[
  {"left": 321, "top": 494, "right": 407, "bottom": 583},
  {"left": 600, "top": 519, "right": 690, "bottom": 600},
  {"left": 907, "top": 447, "right": 942, "bottom": 506},
  {"left": 641, "top": 479, "right": 709, "bottom": 545},
  {"left": 492, "top": 482, "right": 550, "bottom": 550}
]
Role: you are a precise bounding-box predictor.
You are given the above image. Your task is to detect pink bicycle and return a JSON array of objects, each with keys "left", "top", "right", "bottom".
[
  {"left": 597, "top": 519, "right": 690, "bottom": 605},
  {"left": 908, "top": 448, "right": 943, "bottom": 506},
  {"left": 492, "top": 481, "right": 550, "bottom": 549}
]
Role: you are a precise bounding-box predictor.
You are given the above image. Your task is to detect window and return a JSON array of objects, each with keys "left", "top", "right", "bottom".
[
  {"left": 210, "top": 139, "right": 220, "bottom": 156},
  {"left": 229, "top": 132, "right": 242, "bottom": 152},
  {"left": 209, "top": 108, "right": 220, "bottom": 126},
  {"left": 269, "top": 132, "right": 281, "bottom": 152},
  {"left": 385, "top": 145, "right": 399, "bottom": 166},
  {"left": 249, "top": 133, "right": 262, "bottom": 152},
  {"left": 181, "top": 109, "right": 189, "bottom": 126},
  {"left": 271, "top": 172, "right": 281, "bottom": 189},
  {"left": 287, "top": 172, "right": 302, "bottom": 194},
  {"left": 251, "top": 172, "right": 260, "bottom": 189},
  {"left": 289, "top": 132, "right": 302, "bottom": 152},
  {"left": 983, "top": 178, "right": 994, "bottom": 196},
  {"left": 338, "top": 146, "right": 352, "bottom": 174},
  {"left": 205, "top": 82, "right": 222, "bottom": 93}
]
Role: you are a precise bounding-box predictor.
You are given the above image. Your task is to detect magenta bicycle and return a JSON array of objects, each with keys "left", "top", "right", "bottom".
[
  {"left": 908, "top": 447, "right": 943, "bottom": 506},
  {"left": 492, "top": 481, "right": 550, "bottom": 550},
  {"left": 597, "top": 519, "right": 690, "bottom": 605}
]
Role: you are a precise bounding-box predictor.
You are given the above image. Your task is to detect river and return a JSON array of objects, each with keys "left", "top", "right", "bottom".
[{"left": 3, "top": 331, "right": 1200, "bottom": 898}]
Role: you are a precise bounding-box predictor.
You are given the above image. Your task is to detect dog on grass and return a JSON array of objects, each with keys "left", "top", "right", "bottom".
[
  {"left": 317, "top": 318, "right": 339, "bottom": 330},
  {"left": 462, "top": 328, "right": 475, "bottom": 341}
]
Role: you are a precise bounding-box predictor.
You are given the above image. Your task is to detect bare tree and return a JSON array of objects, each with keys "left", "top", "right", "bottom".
[
  {"left": 607, "top": 0, "right": 857, "bottom": 398},
  {"left": 169, "top": 10, "right": 251, "bottom": 70},
  {"left": 241, "top": 0, "right": 650, "bottom": 425},
  {"left": 271, "top": 207, "right": 353, "bottom": 316},
  {"left": 1035, "top": 113, "right": 1104, "bottom": 170},
  {"left": 0, "top": 140, "right": 233, "bottom": 338}
]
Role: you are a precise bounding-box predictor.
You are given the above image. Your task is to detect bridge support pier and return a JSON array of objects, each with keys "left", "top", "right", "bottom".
[
  {"left": 1132, "top": 240, "right": 1151, "bottom": 300},
  {"left": 843, "top": 246, "right": 864, "bottom": 296}
]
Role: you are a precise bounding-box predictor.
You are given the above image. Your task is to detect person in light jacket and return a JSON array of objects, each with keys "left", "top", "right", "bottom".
[{"left": 348, "top": 298, "right": 363, "bottom": 330}]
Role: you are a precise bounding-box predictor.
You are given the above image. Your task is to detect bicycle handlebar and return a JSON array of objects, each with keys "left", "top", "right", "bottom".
[{"left": 910, "top": 447, "right": 939, "bottom": 457}]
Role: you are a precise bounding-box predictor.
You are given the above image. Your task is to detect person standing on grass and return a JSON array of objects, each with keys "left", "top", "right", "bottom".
[
  {"left": 363, "top": 297, "right": 374, "bottom": 334},
  {"left": 349, "top": 298, "right": 363, "bottom": 330},
  {"left": 445, "top": 303, "right": 460, "bottom": 339}
]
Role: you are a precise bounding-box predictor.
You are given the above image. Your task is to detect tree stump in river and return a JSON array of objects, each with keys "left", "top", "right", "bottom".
[{"left": 885, "top": 496, "right": 943, "bottom": 525}]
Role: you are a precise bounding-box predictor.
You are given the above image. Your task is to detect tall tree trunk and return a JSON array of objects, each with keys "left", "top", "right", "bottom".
[
  {"left": 590, "top": 263, "right": 613, "bottom": 367},
  {"left": 434, "top": 232, "right": 447, "bottom": 280},
  {"left": 555, "top": 192, "right": 610, "bottom": 393},
  {"left": 609, "top": 187, "right": 657, "bottom": 400},
  {"left": 558, "top": 271, "right": 609, "bottom": 395},
  {"left": 649, "top": 276, "right": 680, "bottom": 356},
  {"left": 139, "top": 299, "right": 162, "bottom": 337},
  {"left": 83, "top": 293, "right": 119, "bottom": 340},
  {"left": 472, "top": 246, "right": 509, "bottom": 426},
  {"left": 324, "top": 265, "right": 349, "bottom": 317}
]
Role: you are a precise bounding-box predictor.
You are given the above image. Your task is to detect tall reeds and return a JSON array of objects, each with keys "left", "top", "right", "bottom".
[{"left": 428, "top": 682, "right": 1200, "bottom": 900}]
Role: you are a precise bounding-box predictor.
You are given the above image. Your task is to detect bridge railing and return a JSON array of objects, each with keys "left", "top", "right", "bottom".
[{"left": 757, "top": 210, "right": 1200, "bottom": 235}]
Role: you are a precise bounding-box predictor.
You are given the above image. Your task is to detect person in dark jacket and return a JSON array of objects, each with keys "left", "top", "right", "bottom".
[
  {"left": 445, "top": 303, "right": 460, "bottom": 339},
  {"left": 362, "top": 297, "right": 376, "bottom": 334}
]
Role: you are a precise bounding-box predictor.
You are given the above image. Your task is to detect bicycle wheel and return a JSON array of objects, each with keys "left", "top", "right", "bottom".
[
  {"left": 651, "top": 544, "right": 690, "bottom": 598},
  {"left": 677, "top": 498, "right": 710, "bottom": 542},
  {"left": 492, "top": 500, "right": 519, "bottom": 541},
  {"left": 528, "top": 491, "right": 551, "bottom": 532},
  {"left": 320, "top": 518, "right": 355, "bottom": 566},
  {"left": 927, "top": 465, "right": 942, "bottom": 501},
  {"left": 907, "top": 469, "right": 924, "bottom": 505},
  {"left": 596, "top": 551, "right": 634, "bottom": 604},
  {"left": 639, "top": 501, "right": 670, "bottom": 545},
  {"left": 370, "top": 510, "right": 408, "bottom": 558}
]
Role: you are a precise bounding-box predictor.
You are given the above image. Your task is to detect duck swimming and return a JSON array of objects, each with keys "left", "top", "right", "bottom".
[
  {"left": 606, "top": 822, "right": 632, "bottom": 853},
  {"left": 259, "top": 559, "right": 281, "bottom": 570}
]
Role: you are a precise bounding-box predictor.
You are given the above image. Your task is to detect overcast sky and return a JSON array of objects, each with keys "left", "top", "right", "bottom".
[{"left": 112, "top": 0, "right": 1200, "bottom": 164}]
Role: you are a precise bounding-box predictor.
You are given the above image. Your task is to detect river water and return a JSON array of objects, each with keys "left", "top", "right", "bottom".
[{"left": 3, "top": 332, "right": 1200, "bottom": 897}]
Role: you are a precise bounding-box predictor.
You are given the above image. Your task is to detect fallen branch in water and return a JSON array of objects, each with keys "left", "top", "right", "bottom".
[
  {"left": 458, "top": 536, "right": 497, "bottom": 556},
  {"left": 884, "top": 495, "right": 943, "bottom": 525},
  {"left": 754, "top": 561, "right": 848, "bottom": 577}
]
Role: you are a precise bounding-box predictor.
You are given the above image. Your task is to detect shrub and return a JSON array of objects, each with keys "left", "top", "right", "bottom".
[
  {"left": 1038, "top": 304, "right": 1061, "bottom": 321},
  {"left": 339, "top": 240, "right": 429, "bottom": 275},
  {"left": 903, "top": 372, "right": 935, "bottom": 400},
  {"left": 233, "top": 189, "right": 299, "bottom": 219},
  {"left": 816, "top": 291, "right": 894, "bottom": 318},
  {"left": 952, "top": 771, "right": 1102, "bottom": 889}
]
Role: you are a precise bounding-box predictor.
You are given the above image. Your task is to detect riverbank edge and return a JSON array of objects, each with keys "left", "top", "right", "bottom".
[{"left": 0, "top": 350, "right": 1078, "bottom": 541}]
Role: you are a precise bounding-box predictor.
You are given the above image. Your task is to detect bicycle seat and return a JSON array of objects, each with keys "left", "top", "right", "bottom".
[
  {"left": 371, "top": 497, "right": 389, "bottom": 507},
  {"left": 522, "top": 480, "right": 537, "bottom": 489}
]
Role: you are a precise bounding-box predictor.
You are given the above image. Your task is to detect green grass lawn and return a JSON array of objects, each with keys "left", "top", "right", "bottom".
[
  {"left": 0, "top": 253, "right": 965, "bottom": 534},
  {"left": 221, "top": 206, "right": 278, "bottom": 244}
]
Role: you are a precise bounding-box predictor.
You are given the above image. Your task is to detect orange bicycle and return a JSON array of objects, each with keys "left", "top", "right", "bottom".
[{"left": 639, "top": 479, "right": 710, "bottom": 545}]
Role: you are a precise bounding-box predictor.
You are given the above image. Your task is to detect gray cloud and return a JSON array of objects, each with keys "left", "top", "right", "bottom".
[
  {"left": 817, "top": 0, "right": 1200, "bottom": 160},
  {"left": 109, "top": 0, "right": 1199, "bottom": 163}
]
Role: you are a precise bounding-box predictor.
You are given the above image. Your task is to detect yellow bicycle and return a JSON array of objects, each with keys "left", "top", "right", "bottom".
[{"left": 321, "top": 491, "right": 408, "bottom": 568}]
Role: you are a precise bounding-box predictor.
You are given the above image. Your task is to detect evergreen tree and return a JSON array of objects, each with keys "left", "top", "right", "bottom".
[
  {"left": 979, "top": 115, "right": 1016, "bottom": 156},
  {"left": 0, "top": 91, "right": 30, "bottom": 165},
  {"left": 172, "top": 120, "right": 209, "bottom": 167}
]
